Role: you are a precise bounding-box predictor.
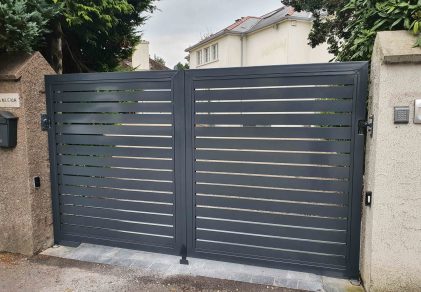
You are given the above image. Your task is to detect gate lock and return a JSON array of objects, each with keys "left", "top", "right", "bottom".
[
  {"left": 358, "top": 115, "right": 374, "bottom": 138},
  {"left": 41, "top": 114, "right": 51, "bottom": 131}
]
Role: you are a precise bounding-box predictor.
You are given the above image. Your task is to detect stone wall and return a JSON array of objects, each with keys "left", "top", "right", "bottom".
[
  {"left": 0, "top": 52, "right": 55, "bottom": 255},
  {"left": 361, "top": 31, "right": 421, "bottom": 291}
]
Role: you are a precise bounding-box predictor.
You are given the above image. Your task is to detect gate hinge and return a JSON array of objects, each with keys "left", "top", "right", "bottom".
[
  {"left": 41, "top": 113, "right": 51, "bottom": 131},
  {"left": 358, "top": 115, "right": 374, "bottom": 138}
]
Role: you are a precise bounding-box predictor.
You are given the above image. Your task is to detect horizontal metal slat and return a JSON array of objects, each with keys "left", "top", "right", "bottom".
[
  {"left": 196, "top": 230, "right": 346, "bottom": 255},
  {"left": 57, "top": 155, "right": 173, "bottom": 170},
  {"left": 55, "top": 102, "right": 173, "bottom": 113},
  {"left": 195, "top": 127, "right": 351, "bottom": 139},
  {"left": 195, "top": 183, "right": 347, "bottom": 205},
  {"left": 60, "top": 194, "right": 174, "bottom": 214},
  {"left": 196, "top": 114, "right": 352, "bottom": 126},
  {"left": 195, "top": 100, "right": 353, "bottom": 113},
  {"left": 57, "top": 145, "right": 173, "bottom": 159},
  {"left": 195, "top": 86, "right": 355, "bottom": 101},
  {"left": 196, "top": 173, "right": 349, "bottom": 194},
  {"left": 55, "top": 90, "right": 172, "bottom": 102},
  {"left": 55, "top": 114, "right": 173, "bottom": 124},
  {"left": 56, "top": 135, "right": 172, "bottom": 147},
  {"left": 56, "top": 125, "right": 172, "bottom": 136},
  {"left": 59, "top": 166, "right": 173, "bottom": 182},
  {"left": 196, "top": 195, "right": 348, "bottom": 218},
  {"left": 54, "top": 80, "right": 172, "bottom": 92},
  {"left": 196, "top": 207, "right": 348, "bottom": 230},
  {"left": 195, "top": 161, "right": 349, "bottom": 180},
  {"left": 196, "top": 150, "right": 350, "bottom": 166},
  {"left": 61, "top": 214, "right": 173, "bottom": 236},
  {"left": 61, "top": 204, "right": 173, "bottom": 225},
  {"left": 197, "top": 218, "right": 347, "bottom": 243},
  {"left": 59, "top": 185, "right": 174, "bottom": 204},
  {"left": 61, "top": 224, "right": 174, "bottom": 247},
  {"left": 60, "top": 175, "right": 173, "bottom": 193},
  {"left": 193, "top": 75, "right": 355, "bottom": 89},
  {"left": 195, "top": 241, "right": 346, "bottom": 267},
  {"left": 195, "top": 138, "right": 351, "bottom": 153}
]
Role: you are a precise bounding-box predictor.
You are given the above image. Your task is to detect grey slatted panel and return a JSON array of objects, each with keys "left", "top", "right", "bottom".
[
  {"left": 195, "top": 241, "right": 346, "bottom": 267},
  {"left": 61, "top": 204, "right": 173, "bottom": 225},
  {"left": 62, "top": 215, "right": 173, "bottom": 236},
  {"left": 196, "top": 230, "right": 346, "bottom": 255},
  {"left": 196, "top": 207, "right": 348, "bottom": 230},
  {"left": 55, "top": 90, "right": 171, "bottom": 102},
  {"left": 57, "top": 145, "right": 173, "bottom": 159},
  {"left": 195, "top": 173, "right": 348, "bottom": 193},
  {"left": 60, "top": 195, "right": 173, "bottom": 214},
  {"left": 196, "top": 150, "right": 350, "bottom": 166},
  {"left": 195, "top": 184, "right": 347, "bottom": 205},
  {"left": 56, "top": 125, "right": 172, "bottom": 136},
  {"left": 59, "top": 176, "right": 173, "bottom": 192},
  {"left": 54, "top": 80, "right": 172, "bottom": 91},
  {"left": 195, "top": 162, "right": 350, "bottom": 180},
  {"left": 196, "top": 218, "right": 347, "bottom": 243},
  {"left": 195, "top": 127, "right": 351, "bottom": 139},
  {"left": 61, "top": 225, "right": 174, "bottom": 247},
  {"left": 195, "top": 86, "right": 354, "bottom": 100},
  {"left": 196, "top": 114, "right": 352, "bottom": 126},
  {"left": 193, "top": 75, "right": 355, "bottom": 88},
  {"left": 56, "top": 135, "right": 172, "bottom": 147},
  {"left": 55, "top": 114, "right": 173, "bottom": 124},
  {"left": 59, "top": 166, "right": 173, "bottom": 182},
  {"left": 58, "top": 155, "right": 173, "bottom": 170},
  {"left": 55, "top": 102, "right": 173, "bottom": 113},
  {"left": 195, "top": 100, "right": 353, "bottom": 113},
  {"left": 196, "top": 195, "right": 348, "bottom": 218},
  {"left": 195, "top": 138, "right": 351, "bottom": 153},
  {"left": 59, "top": 185, "right": 174, "bottom": 203}
]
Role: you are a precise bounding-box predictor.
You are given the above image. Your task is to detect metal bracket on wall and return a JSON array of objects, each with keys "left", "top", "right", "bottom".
[
  {"left": 41, "top": 114, "right": 51, "bottom": 131},
  {"left": 359, "top": 115, "right": 374, "bottom": 138}
]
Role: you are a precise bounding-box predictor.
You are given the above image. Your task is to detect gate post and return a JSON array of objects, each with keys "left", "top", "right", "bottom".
[
  {"left": 361, "top": 31, "right": 421, "bottom": 291},
  {"left": 0, "top": 52, "right": 55, "bottom": 255}
]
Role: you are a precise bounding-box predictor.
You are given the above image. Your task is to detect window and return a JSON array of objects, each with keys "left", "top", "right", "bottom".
[
  {"left": 196, "top": 50, "right": 202, "bottom": 65},
  {"left": 211, "top": 43, "right": 218, "bottom": 61},
  {"left": 204, "top": 47, "right": 210, "bottom": 63}
]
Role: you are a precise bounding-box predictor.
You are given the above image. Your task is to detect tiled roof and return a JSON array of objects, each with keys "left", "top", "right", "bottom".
[{"left": 185, "top": 6, "right": 313, "bottom": 52}]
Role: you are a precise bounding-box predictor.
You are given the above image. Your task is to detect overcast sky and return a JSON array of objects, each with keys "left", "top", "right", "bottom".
[{"left": 141, "top": 0, "right": 283, "bottom": 68}]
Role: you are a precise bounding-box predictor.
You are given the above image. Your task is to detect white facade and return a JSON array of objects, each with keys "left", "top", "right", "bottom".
[
  {"left": 132, "top": 41, "right": 150, "bottom": 71},
  {"left": 187, "top": 19, "right": 332, "bottom": 69}
]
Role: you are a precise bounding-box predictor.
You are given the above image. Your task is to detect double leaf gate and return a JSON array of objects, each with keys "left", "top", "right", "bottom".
[{"left": 45, "top": 62, "right": 368, "bottom": 278}]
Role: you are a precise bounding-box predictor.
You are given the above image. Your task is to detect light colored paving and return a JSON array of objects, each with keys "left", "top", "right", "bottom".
[{"left": 42, "top": 243, "right": 363, "bottom": 292}]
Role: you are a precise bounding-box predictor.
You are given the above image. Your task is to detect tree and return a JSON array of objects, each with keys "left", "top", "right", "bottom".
[
  {"left": 1, "top": 0, "right": 157, "bottom": 73},
  {"left": 153, "top": 55, "right": 166, "bottom": 67},
  {"left": 174, "top": 62, "right": 189, "bottom": 70},
  {"left": 0, "top": 0, "right": 57, "bottom": 53},
  {"left": 282, "top": 0, "right": 421, "bottom": 61},
  {"left": 45, "top": 0, "right": 157, "bottom": 73}
]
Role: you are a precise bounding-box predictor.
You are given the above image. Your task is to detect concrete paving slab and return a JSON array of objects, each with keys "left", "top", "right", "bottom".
[{"left": 41, "top": 243, "right": 362, "bottom": 292}]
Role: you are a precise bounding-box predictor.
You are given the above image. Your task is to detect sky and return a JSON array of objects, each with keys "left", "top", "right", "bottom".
[{"left": 141, "top": 0, "right": 283, "bottom": 69}]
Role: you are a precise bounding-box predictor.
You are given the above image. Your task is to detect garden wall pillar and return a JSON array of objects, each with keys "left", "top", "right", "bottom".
[
  {"left": 361, "top": 31, "right": 421, "bottom": 291},
  {"left": 0, "top": 52, "right": 55, "bottom": 255}
]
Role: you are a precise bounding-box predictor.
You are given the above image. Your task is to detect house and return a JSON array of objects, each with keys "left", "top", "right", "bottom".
[{"left": 185, "top": 6, "right": 332, "bottom": 69}]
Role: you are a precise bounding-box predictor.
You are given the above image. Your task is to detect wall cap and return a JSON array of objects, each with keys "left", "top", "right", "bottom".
[
  {"left": 376, "top": 31, "right": 421, "bottom": 64},
  {"left": 0, "top": 52, "right": 44, "bottom": 81}
]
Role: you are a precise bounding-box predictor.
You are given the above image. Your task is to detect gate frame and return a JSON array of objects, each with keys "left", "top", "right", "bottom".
[
  {"left": 184, "top": 62, "right": 368, "bottom": 278},
  {"left": 45, "top": 70, "right": 188, "bottom": 256},
  {"left": 45, "top": 62, "right": 368, "bottom": 279}
]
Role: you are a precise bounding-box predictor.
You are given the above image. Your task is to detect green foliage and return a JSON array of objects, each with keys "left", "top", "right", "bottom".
[
  {"left": 0, "top": 0, "right": 57, "bottom": 52},
  {"left": 282, "top": 0, "right": 421, "bottom": 61},
  {"left": 52, "top": 0, "right": 157, "bottom": 72},
  {"left": 174, "top": 62, "right": 189, "bottom": 70},
  {"left": 153, "top": 55, "right": 166, "bottom": 66}
]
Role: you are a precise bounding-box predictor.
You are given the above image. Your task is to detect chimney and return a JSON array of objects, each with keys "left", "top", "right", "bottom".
[{"left": 132, "top": 40, "right": 150, "bottom": 71}]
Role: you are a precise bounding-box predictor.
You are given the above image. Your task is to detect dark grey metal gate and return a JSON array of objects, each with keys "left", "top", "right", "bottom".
[{"left": 46, "top": 62, "right": 367, "bottom": 278}]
